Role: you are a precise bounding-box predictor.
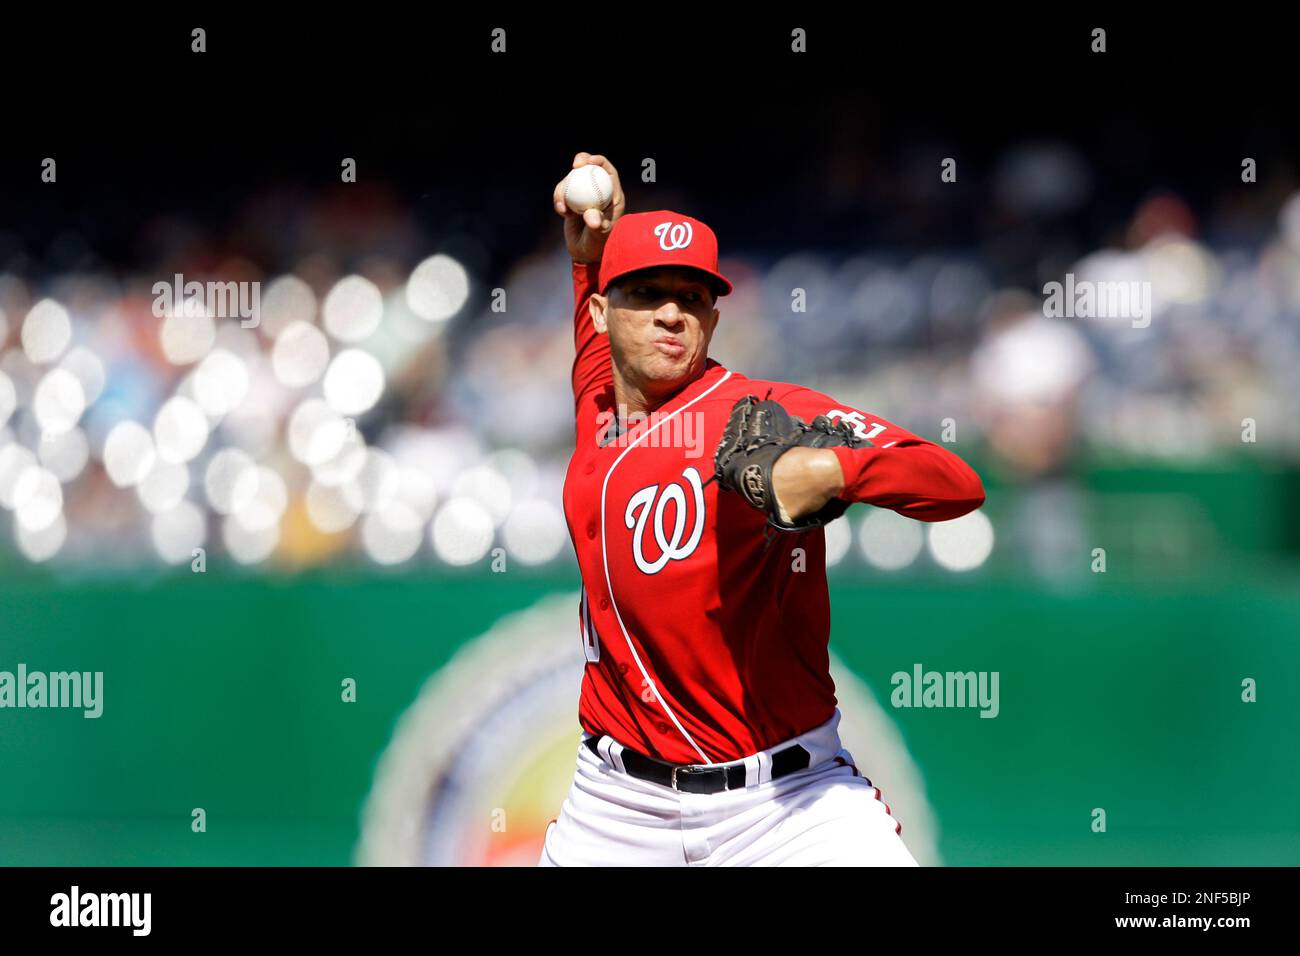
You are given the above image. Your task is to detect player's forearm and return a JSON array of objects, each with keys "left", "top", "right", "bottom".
[
  {"left": 573, "top": 259, "right": 599, "bottom": 323},
  {"left": 571, "top": 260, "right": 608, "bottom": 403},
  {"left": 828, "top": 442, "right": 985, "bottom": 521},
  {"left": 773, "top": 443, "right": 985, "bottom": 524},
  {"left": 771, "top": 448, "right": 845, "bottom": 524}
]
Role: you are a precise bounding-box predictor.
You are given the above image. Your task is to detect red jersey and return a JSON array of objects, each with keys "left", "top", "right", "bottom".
[{"left": 562, "top": 260, "right": 985, "bottom": 764}]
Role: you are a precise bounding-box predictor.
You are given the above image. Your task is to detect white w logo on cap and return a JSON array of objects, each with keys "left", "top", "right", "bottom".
[{"left": 654, "top": 221, "right": 694, "bottom": 251}]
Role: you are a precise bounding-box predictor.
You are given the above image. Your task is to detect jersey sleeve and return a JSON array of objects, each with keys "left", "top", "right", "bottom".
[
  {"left": 571, "top": 260, "right": 612, "bottom": 413},
  {"left": 771, "top": 382, "right": 985, "bottom": 522}
]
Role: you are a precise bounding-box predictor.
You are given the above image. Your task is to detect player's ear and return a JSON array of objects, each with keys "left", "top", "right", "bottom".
[{"left": 589, "top": 293, "right": 609, "bottom": 334}]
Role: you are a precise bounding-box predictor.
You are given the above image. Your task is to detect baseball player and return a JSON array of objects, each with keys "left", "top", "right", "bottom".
[{"left": 539, "top": 152, "right": 985, "bottom": 866}]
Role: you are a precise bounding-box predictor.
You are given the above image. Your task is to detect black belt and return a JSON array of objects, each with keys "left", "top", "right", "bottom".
[{"left": 583, "top": 735, "right": 812, "bottom": 794}]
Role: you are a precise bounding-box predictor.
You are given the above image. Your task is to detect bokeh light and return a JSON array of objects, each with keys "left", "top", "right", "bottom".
[
  {"left": 259, "top": 275, "right": 317, "bottom": 341},
  {"left": 193, "top": 349, "right": 250, "bottom": 416},
  {"left": 857, "top": 508, "right": 924, "bottom": 571},
  {"left": 926, "top": 510, "right": 995, "bottom": 572},
  {"left": 22, "top": 299, "right": 71, "bottom": 364},
  {"left": 311, "top": 427, "right": 367, "bottom": 487},
  {"left": 451, "top": 465, "right": 512, "bottom": 527},
  {"left": 824, "top": 515, "right": 852, "bottom": 567},
  {"left": 288, "top": 399, "right": 348, "bottom": 466},
  {"left": 13, "top": 466, "right": 63, "bottom": 532},
  {"left": 160, "top": 299, "right": 216, "bottom": 365},
  {"left": 204, "top": 447, "right": 260, "bottom": 516},
  {"left": 323, "top": 275, "right": 384, "bottom": 343},
  {"left": 431, "top": 497, "right": 494, "bottom": 566},
  {"left": 38, "top": 427, "right": 89, "bottom": 481},
  {"left": 16, "top": 511, "right": 66, "bottom": 562},
  {"left": 153, "top": 396, "right": 210, "bottom": 464},
  {"left": 223, "top": 514, "right": 279, "bottom": 565},
  {"left": 57, "top": 346, "right": 107, "bottom": 405},
  {"left": 501, "top": 499, "right": 566, "bottom": 565},
  {"left": 342, "top": 448, "right": 399, "bottom": 514},
  {"left": 272, "top": 320, "right": 331, "bottom": 387},
  {"left": 323, "top": 349, "right": 385, "bottom": 416},
  {"left": 151, "top": 501, "right": 206, "bottom": 564},
  {"left": 361, "top": 502, "right": 424, "bottom": 565},
  {"left": 406, "top": 254, "right": 470, "bottom": 323},
  {"left": 137, "top": 459, "right": 191, "bottom": 514},
  {"left": 32, "top": 368, "right": 85, "bottom": 435},
  {"left": 0, "top": 444, "right": 38, "bottom": 509},
  {"left": 305, "top": 480, "right": 360, "bottom": 534},
  {"left": 102, "top": 421, "right": 156, "bottom": 488},
  {"left": 0, "top": 370, "right": 15, "bottom": 428},
  {"left": 231, "top": 466, "right": 288, "bottom": 533}
]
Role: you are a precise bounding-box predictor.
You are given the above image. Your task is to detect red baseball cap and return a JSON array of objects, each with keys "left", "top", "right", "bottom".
[{"left": 598, "top": 210, "right": 734, "bottom": 299}]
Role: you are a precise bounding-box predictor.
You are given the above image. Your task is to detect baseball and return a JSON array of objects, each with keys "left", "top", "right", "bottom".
[{"left": 564, "top": 164, "right": 613, "bottom": 214}]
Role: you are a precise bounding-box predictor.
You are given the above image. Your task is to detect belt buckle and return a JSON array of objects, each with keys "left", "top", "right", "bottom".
[
  {"left": 670, "top": 764, "right": 706, "bottom": 792},
  {"left": 671, "top": 762, "right": 728, "bottom": 794}
]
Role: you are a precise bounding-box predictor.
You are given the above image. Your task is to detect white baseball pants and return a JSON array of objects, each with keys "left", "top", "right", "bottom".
[{"left": 538, "top": 709, "right": 919, "bottom": 866}]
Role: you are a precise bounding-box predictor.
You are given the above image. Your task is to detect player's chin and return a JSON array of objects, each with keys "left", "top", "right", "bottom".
[
  {"left": 644, "top": 348, "right": 694, "bottom": 377},
  {"left": 644, "top": 360, "right": 693, "bottom": 386}
]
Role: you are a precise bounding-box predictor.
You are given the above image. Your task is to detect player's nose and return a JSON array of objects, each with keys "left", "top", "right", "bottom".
[{"left": 655, "top": 302, "right": 686, "bottom": 326}]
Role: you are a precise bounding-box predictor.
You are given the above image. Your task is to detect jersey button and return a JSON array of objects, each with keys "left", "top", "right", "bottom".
[
  {"left": 583, "top": 462, "right": 595, "bottom": 475},
  {"left": 586, "top": 522, "right": 596, "bottom": 539},
  {"left": 599, "top": 597, "right": 609, "bottom": 610},
  {"left": 656, "top": 721, "right": 671, "bottom": 735}
]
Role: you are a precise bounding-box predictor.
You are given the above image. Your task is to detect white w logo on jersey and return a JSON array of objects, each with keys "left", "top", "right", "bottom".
[
  {"left": 654, "top": 221, "right": 693, "bottom": 251},
  {"left": 624, "top": 466, "right": 706, "bottom": 574}
]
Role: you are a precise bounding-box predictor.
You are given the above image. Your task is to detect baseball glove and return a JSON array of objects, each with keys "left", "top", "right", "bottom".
[{"left": 711, "top": 393, "right": 870, "bottom": 533}]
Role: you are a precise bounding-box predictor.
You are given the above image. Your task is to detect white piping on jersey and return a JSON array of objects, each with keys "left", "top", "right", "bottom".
[
  {"left": 580, "top": 584, "right": 590, "bottom": 657},
  {"left": 598, "top": 369, "right": 732, "bottom": 765},
  {"left": 580, "top": 583, "right": 599, "bottom": 661}
]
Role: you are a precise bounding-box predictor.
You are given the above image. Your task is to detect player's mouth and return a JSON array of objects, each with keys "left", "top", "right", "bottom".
[{"left": 653, "top": 337, "right": 686, "bottom": 358}]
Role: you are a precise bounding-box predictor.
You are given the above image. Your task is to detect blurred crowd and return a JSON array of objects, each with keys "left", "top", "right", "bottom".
[{"left": 1, "top": 139, "right": 1298, "bottom": 574}]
